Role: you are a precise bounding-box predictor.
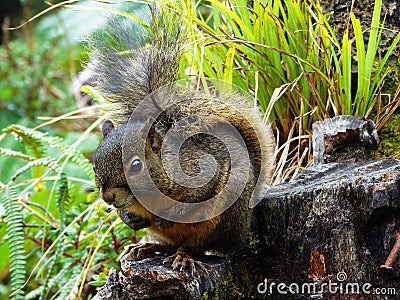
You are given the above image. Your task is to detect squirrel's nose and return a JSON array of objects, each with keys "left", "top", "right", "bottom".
[{"left": 101, "top": 189, "right": 116, "bottom": 204}]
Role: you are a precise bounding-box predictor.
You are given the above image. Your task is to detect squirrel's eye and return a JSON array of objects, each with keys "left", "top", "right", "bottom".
[{"left": 129, "top": 158, "right": 143, "bottom": 175}]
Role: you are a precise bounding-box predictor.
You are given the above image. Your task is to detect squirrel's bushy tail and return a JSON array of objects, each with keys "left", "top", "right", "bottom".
[{"left": 86, "top": 5, "right": 185, "bottom": 125}]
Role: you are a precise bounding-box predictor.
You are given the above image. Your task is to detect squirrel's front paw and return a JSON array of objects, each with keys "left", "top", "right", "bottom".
[
  {"left": 120, "top": 243, "right": 173, "bottom": 262},
  {"left": 163, "top": 247, "right": 209, "bottom": 275}
]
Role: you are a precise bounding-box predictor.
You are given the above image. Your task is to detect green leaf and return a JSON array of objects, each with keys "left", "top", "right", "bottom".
[
  {"left": 341, "top": 29, "right": 352, "bottom": 115},
  {"left": 223, "top": 46, "right": 236, "bottom": 83}
]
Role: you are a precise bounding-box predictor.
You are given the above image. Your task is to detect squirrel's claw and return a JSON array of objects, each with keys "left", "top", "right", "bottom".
[
  {"left": 120, "top": 243, "right": 209, "bottom": 275},
  {"left": 163, "top": 249, "right": 209, "bottom": 276},
  {"left": 120, "top": 243, "right": 172, "bottom": 262}
]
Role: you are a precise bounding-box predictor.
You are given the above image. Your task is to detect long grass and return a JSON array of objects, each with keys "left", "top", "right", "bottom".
[{"left": 176, "top": 0, "right": 400, "bottom": 182}]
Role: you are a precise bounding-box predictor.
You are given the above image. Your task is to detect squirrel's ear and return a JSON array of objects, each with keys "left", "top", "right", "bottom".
[
  {"left": 148, "top": 124, "right": 162, "bottom": 153},
  {"left": 102, "top": 120, "right": 115, "bottom": 138}
]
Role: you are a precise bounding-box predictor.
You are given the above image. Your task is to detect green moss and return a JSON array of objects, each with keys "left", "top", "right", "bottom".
[
  {"left": 380, "top": 56, "right": 400, "bottom": 96},
  {"left": 202, "top": 274, "right": 242, "bottom": 300},
  {"left": 375, "top": 113, "right": 400, "bottom": 157}
]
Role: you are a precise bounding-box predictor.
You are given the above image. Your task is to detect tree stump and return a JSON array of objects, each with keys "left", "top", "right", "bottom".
[
  {"left": 253, "top": 158, "right": 400, "bottom": 299},
  {"left": 92, "top": 256, "right": 231, "bottom": 300},
  {"left": 312, "top": 115, "right": 379, "bottom": 164}
]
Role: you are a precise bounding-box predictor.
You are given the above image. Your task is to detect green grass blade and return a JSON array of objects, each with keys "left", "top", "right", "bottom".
[
  {"left": 365, "top": 0, "right": 382, "bottom": 78},
  {"left": 223, "top": 46, "right": 236, "bottom": 83},
  {"left": 350, "top": 13, "right": 366, "bottom": 107},
  {"left": 341, "top": 29, "right": 352, "bottom": 115}
]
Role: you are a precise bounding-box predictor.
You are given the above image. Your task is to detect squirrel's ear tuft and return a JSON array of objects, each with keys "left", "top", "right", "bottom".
[{"left": 102, "top": 120, "right": 115, "bottom": 138}]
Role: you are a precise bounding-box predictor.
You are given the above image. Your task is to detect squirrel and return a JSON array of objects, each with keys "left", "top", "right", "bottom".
[{"left": 89, "top": 6, "right": 275, "bottom": 273}]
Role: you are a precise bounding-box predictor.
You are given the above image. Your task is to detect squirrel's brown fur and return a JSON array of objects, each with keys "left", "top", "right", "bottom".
[{"left": 91, "top": 6, "right": 275, "bottom": 272}]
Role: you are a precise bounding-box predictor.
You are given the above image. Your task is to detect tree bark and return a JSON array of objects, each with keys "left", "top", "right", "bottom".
[{"left": 252, "top": 158, "right": 400, "bottom": 299}]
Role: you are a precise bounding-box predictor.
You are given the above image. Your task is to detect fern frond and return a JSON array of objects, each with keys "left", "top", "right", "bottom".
[
  {"left": 38, "top": 173, "right": 70, "bottom": 300},
  {"left": 10, "top": 157, "right": 61, "bottom": 182},
  {"left": 69, "top": 154, "right": 95, "bottom": 181},
  {"left": 25, "top": 262, "right": 73, "bottom": 300},
  {"left": 39, "top": 255, "right": 57, "bottom": 300},
  {"left": 3, "top": 124, "right": 95, "bottom": 181},
  {"left": 2, "top": 124, "right": 48, "bottom": 158},
  {"left": 55, "top": 264, "right": 82, "bottom": 300},
  {"left": 56, "top": 173, "right": 69, "bottom": 226},
  {"left": 3, "top": 124, "right": 63, "bottom": 150},
  {"left": 1, "top": 186, "right": 26, "bottom": 300},
  {"left": 0, "top": 147, "right": 35, "bottom": 161},
  {"left": 25, "top": 285, "right": 43, "bottom": 300}
]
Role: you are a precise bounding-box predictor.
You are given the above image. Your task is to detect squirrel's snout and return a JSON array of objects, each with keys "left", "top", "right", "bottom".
[{"left": 101, "top": 189, "right": 116, "bottom": 204}]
